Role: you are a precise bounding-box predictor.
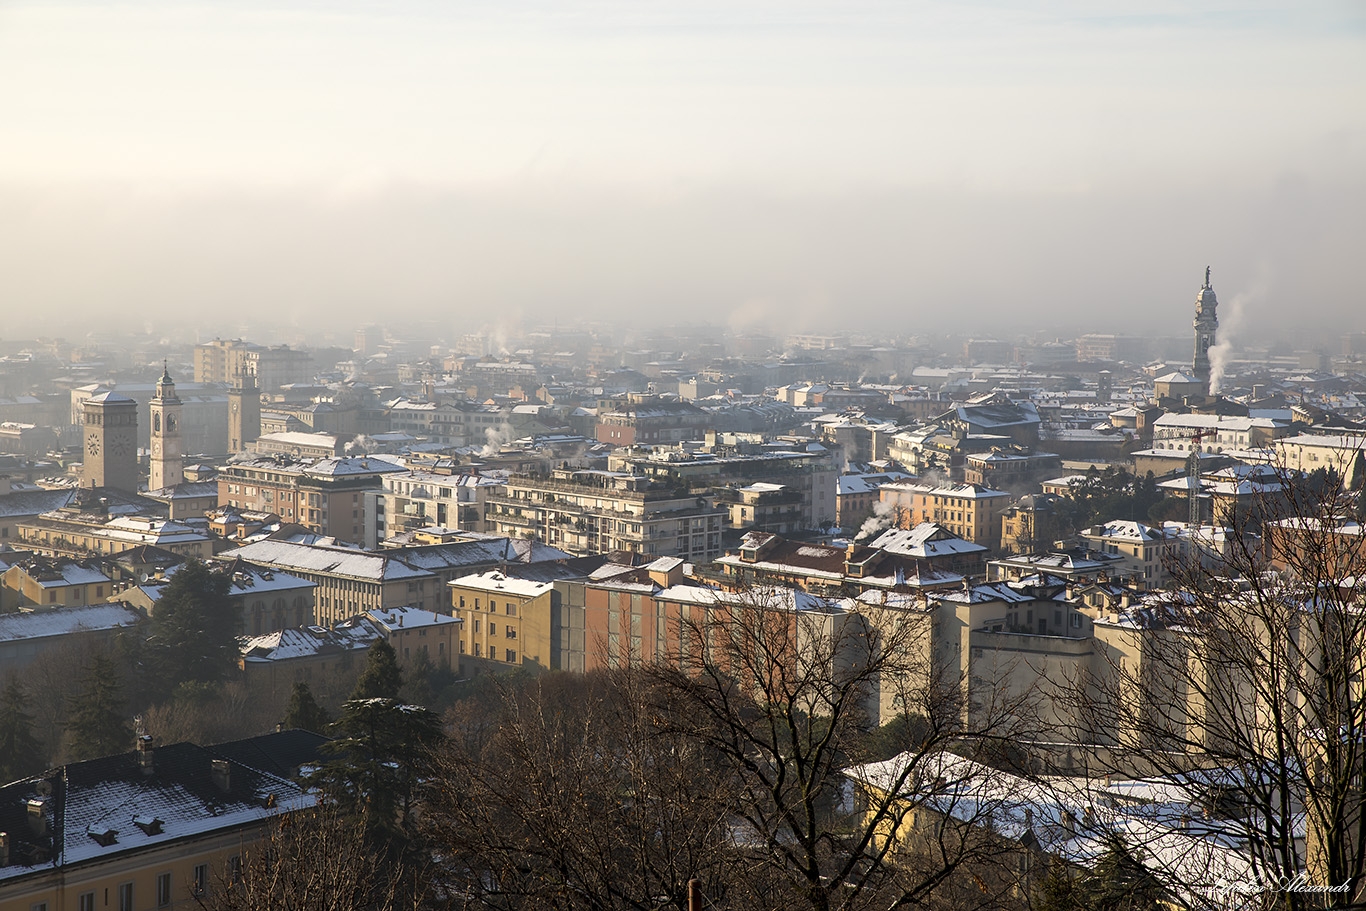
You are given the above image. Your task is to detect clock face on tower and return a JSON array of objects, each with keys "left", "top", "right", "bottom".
[
  {"left": 110, "top": 437, "right": 129, "bottom": 458},
  {"left": 152, "top": 441, "right": 161, "bottom": 457},
  {"left": 86, "top": 437, "right": 100, "bottom": 456}
]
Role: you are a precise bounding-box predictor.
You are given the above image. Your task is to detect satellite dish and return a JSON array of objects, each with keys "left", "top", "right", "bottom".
[{"left": 137, "top": 572, "right": 150, "bottom": 584}]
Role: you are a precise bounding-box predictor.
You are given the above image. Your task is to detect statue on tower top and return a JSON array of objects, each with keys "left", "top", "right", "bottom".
[{"left": 1205, "top": 265, "right": 1212, "bottom": 288}]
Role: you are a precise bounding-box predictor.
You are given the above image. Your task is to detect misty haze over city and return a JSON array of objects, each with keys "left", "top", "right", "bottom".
[{"left": 2, "top": 1, "right": 1362, "bottom": 340}]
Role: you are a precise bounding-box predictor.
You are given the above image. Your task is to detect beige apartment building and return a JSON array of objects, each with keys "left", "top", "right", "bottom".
[
  {"left": 449, "top": 570, "right": 556, "bottom": 672},
  {"left": 1078, "top": 520, "right": 1179, "bottom": 589},
  {"left": 484, "top": 469, "right": 726, "bottom": 562},
  {"left": 219, "top": 456, "right": 404, "bottom": 546},
  {"left": 878, "top": 481, "right": 1011, "bottom": 551},
  {"left": 218, "top": 538, "right": 439, "bottom": 626}
]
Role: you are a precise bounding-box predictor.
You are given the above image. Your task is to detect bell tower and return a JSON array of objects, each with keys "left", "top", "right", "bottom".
[
  {"left": 82, "top": 392, "right": 139, "bottom": 491},
  {"left": 149, "top": 363, "right": 184, "bottom": 491},
  {"left": 228, "top": 368, "right": 260, "bottom": 453},
  {"left": 1192, "top": 266, "right": 1219, "bottom": 394}
]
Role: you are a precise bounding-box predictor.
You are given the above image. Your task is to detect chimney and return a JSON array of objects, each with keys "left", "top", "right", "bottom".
[
  {"left": 211, "top": 759, "right": 231, "bottom": 793},
  {"left": 27, "top": 798, "right": 49, "bottom": 838},
  {"left": 137, "top": 735, "right": 155, "bottom": 776}
]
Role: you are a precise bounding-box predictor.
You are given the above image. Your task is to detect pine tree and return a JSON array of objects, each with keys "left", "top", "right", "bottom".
[
  {"left": 146, "top": 560, "right": 238, "bottom": 697},
  {"left": 282, "top": 681, "right": 331, "bottom": 734},
  {"left": 400, "top": 649, "right": 434, "bottom": 708},
  {"left": 351, "top": 638, "right": 403, "bottom": 701},
  {"left": 64, "top": 654, "right": 133, "bottom": 761},
  {"left": 0, "top": 674, "right": 43, "bottom": 782},
  {"left": 310, "top": 697, "right": 442, "bottom": 852}
]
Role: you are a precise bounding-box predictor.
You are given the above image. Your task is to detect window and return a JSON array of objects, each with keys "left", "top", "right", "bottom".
[
  {"left": 79, "top": 894, "right": 96, "bottom": 911},
  {"left": 474, "top": 643, "right": 481, "bottom": 657},
  {"left": 119, "top": 882, "right": 134, "bottom": 911},
  {"left": 229, "top": 855, "right": 242, "bottom": 884},
  {"left": 31, "top": 903, "right": 49, "bottom": 911},
  {"left": 507, "top": 627, "right": 516, "bottom": 639},
  {"left": 506, "top": 649, "right": 516, "bottom": 663},
  {"left": 506, "top": 603, "right": 516, "bottom": 616},
  {"left": 157, "top": 872, "right": 172, "bottom": 907},
  {"left": 489, "top": 623, "right": 496, "bottom": 636}
]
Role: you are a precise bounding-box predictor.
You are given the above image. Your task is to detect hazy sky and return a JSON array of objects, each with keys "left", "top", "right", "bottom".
[{"left": 2, "top": 1, "right": 1363, "bottom": 344}]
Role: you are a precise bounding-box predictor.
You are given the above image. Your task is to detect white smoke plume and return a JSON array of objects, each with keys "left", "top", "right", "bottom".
[
  {"left": 345, "top": 434, "right": 374, "bottom": 455},
  {"left": 1208, "top": 289, "right": 1253, "bottom": 395},
  {"left": 855, "top": 500, "right": 896, "bottom": 541},
  {"left": 480, "top": 422, "right": 516, "bottom": 457}
]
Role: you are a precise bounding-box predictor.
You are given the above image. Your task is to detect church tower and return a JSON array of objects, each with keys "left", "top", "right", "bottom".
[
  {"left": 149, "top": 363, "right": 184, "bottom": 491},
  {"left": 228, "top": 368, "right": 260, "bottom": 453},
  {"left": 1192, "top": 266, "right": 1219, "bottom": 394},
  {"left": 82, "top": 392, "right": 139, "bottom": 491}
]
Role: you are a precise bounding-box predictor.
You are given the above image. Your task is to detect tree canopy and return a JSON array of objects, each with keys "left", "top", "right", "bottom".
[
  {"left": 0, "top": 674, "right": 42, "bottom": 782},
  {"left": 352, "top": 638, "right": 403, "bottom": 701},
  {"left": 64, "top": 653, "right": 132, "bottom": 762},
  {"left": 146, "top": 559, "right": 238, "bottom": 696}
]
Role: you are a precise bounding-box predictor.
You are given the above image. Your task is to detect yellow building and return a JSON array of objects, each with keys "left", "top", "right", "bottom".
[
  {"left": 17, "top": 512, "right": 214, "bottom": 562},
  {"left": 0, "top": 733, "right": 319, "bottom": 911},
  {"left": 0, "top": 558, "right": 114, "bottom": 612},
  {"left": 449, "top": 570, "right": 556, "bottom": 672},
  {"left": 878, "top": 481, "right": 1010, "bottom": 551}
]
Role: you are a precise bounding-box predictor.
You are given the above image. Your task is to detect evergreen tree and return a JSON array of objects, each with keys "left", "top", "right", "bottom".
[
  {"left": 64, "top": 654, "right": 133, "bottom": 761},
  {"left": 351, "top": 638, "right": 403, "bottom": 701},
  {"left": 1083, "top": 837, "right": 1169, "bottom": 911},
  {"left": 310, "top": 696, "right": 442, "bottom": 853},
  {"left": 146, "top": 560, "right": 238, "bottom": 697},
  {"left": 282, "top": 681, "right": 331, "bottom": 733},
  {"left": 0, "top": 674, "right": 43, "bottom": 782},
  {"left": 400, "top": 649, "right": 434, "bottom": 708}
]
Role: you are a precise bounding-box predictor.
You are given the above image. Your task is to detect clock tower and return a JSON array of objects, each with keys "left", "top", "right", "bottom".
[
  {"left": 149, "top": 363, "right": 184, "bottom": 491},
  {"left": 82, "top": 391, "right": 139, "bottom": 491},
  {"left": 228, "top": 368, "right": 260, "bottom": 453}
]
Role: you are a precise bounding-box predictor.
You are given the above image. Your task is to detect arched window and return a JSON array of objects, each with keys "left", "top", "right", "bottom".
[{"left": 153, "top": 414, "right": 161, "bottom": 432}]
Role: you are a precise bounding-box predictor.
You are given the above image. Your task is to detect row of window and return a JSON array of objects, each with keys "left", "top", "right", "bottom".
[
  {"left": 39, "top": 862, "right": 220, "bottom": 911},
  {"left": 467, "top": 642, "right": 518, "bottom": 662}
]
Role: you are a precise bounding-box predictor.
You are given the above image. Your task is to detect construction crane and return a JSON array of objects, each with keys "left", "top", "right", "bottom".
[{"left": 1187, "top": 428, "right": 1216, "bottom": 564}]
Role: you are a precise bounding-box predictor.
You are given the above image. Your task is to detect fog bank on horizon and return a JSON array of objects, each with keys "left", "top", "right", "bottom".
[{"left": 1, "top": 0, "right": 1362, "bottom": 343}]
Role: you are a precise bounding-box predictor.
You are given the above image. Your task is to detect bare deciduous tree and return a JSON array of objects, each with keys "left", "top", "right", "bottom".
[{"left": 1070, "top": 462, "right": 1366, "bottom": 910}]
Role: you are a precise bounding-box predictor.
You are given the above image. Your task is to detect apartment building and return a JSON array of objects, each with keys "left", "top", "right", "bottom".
[
  {"left": 0, "top": 734, "right": 318, "bottom": 911},
  {"left": 218, "top": 538, "right": 439, "bottom": 626},
  {"left": 123, "top": 561, "right": 317, "bottom": 636},
  {"left": 17, "top": 512, "right": 214, "bottom": 561},
  {"left": 878, "top": 481, "right": 1011, "bottom": 551},
  {"left": 484, "top": 469, "right": 725, "bottom": 562},
  {"left": 450, "top": 570, "right": 555, "bottom": 671},
  {"left": 219, "top": 456, "right": 405, "bottom": 545},
  {"left": 609, "top": 444, "right": 838, "bottom": 529},
  {"left": 1150, "top": 413, "right": 1292, "bottom": 454},
  {"left": 382, "top": 469, "right": 505, "bottom": 540},
  {"left": 0, "top": 557, "right": 113, "bottom": 610},
  {"left": 0, "top": 603, "right": 144, "bottom": 678},
  {"left": 194, "top": 339, "right": 313, "bottom": 391},
  {"left": 1078, "top": 520, "right": 1179, "bottom": 589},
  {"left": 707, "top": 529, "right": 970, "bottom": 598},
  {"left": 594, "top": 397, "right": 711, "bottom": 446}
]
